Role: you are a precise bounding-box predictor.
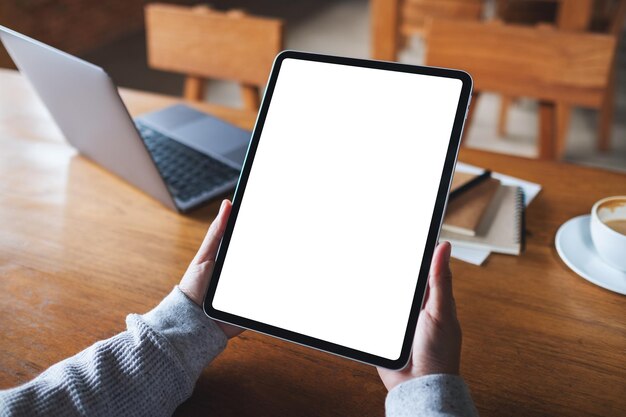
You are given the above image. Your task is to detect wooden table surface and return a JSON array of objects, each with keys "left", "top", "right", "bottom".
[{"left": 1, "top": 68, "right": 625, "bottom": 416}]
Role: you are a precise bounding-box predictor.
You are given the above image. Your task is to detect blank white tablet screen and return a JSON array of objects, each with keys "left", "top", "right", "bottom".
[{"left": 212, "top": 58, "right": 463, "bottom": 360}]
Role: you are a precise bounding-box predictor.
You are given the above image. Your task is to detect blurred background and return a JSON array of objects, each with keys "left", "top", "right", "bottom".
[{"left": 1, "top": 0, "right": 625, "bottom": 172}]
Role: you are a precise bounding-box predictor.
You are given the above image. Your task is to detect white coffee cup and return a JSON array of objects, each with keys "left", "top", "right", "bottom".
[{"left": 590, "top": 196, "right": 626, "bottom": 271}]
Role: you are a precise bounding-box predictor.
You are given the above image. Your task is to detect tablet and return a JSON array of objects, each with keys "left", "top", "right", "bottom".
[{"left": 204, "top": 51, "right": 472, "bottom": 369}]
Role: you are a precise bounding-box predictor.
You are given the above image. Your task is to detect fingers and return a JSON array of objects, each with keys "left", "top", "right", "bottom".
[
  {"left": 192, "top": 200, "right": 232, "bottom": 264},
  {"left": 426, "top": 241, "right": 455, "bottom": 318}
]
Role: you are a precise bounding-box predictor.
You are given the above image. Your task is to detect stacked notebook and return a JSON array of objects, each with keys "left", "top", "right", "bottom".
[{"left": 442, "top": 170, "right": 525, "bottom": 255}]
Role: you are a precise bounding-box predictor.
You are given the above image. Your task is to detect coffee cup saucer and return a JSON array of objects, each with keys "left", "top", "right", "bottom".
[{"left": 555, "top": 215, "right": 626, "bottom": 295}]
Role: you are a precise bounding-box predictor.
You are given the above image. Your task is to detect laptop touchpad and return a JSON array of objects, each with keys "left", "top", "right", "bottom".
[
  {"left": 138, "top": 104, "right": 251, "bottom": 166},
  {"left": 173, "top": 117, "right": 248, "bottom": 152}
]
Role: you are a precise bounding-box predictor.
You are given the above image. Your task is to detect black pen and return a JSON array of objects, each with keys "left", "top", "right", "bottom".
[{"left": 449, "top": 169, "right": 492, "bottom": 200}]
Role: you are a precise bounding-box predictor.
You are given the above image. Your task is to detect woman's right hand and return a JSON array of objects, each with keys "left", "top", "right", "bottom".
[{"left": 377, "top": 242, "right": 462, "bottom": 390}]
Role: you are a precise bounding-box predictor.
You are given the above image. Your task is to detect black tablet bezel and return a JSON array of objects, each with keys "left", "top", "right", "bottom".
[{"left": 203, "top": 50, "right": 472, "bottom": 369}]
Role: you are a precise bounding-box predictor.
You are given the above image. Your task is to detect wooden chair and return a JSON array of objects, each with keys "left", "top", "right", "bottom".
[
  {"left": 145, "top": 3, "right": 283, "bottom": 110},
  {"left": 595, "top": 0, "right": 626, "bottom": 151},
  {"left": 593, "top": 0, "right": 626, "bottom": 35},
  {"left": 493, "top": 1, "right": 557, "bottom": 137},
  {"left": 371, "top": 0, "right": 483, "bottom": 61},
  {"left": 495, "top": 0, "right": 557, "bottom": 26},
  {"left": 425, "top": 19, "right": 616, "bottom": 159},
  {"left": 495, "top": 0, "right": 626, "bottom": 152}
]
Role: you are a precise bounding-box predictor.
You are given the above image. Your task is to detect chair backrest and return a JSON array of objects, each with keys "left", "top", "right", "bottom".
[
  {"left": 145, "top": 3, "right": 283, "bottom": 108},
  {"left": 401, "top": 0, "right": 483, "bottom": 36},
  {"left": 425, "top": 19, "right": 616, "bottom": 107},
  {"left": 601, "top": 0, "right": 626, "bottom": 36},
  {"left": 495, "top": 0, "right": 557, "bottom": 26},
  {"left": 371, "top": 0, "right": 483, "bottom": 61}
]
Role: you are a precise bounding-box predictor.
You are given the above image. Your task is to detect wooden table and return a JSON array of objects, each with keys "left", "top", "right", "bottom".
[{"left": 1, "top": 68, "right": 625, "bottom": 416}]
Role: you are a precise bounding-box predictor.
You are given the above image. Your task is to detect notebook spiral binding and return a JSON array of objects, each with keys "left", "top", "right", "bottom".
[{"left": 515, "top": 186, "right": 526, "bottom": 252}]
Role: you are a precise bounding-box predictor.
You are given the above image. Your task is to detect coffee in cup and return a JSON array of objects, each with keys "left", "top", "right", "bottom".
[
  {"left": 590, "top": 196, "right": 626, "bottom": 271},
  {"left": 604, "top": 218, "right": 626, "bottom": 235}
]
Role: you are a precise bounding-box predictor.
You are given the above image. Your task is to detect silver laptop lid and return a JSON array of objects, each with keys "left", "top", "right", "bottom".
[{"left": 0, "top": 25, "right": 176, "bottom": 211}]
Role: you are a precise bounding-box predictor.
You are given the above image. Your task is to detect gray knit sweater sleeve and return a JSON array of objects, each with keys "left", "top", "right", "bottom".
[
  {"left": 0, "top": 286, "right": 228, "bottom": 417},
  {"left": 386, "top": 374, "right": 479, "bottom": 417},
  {"left": 0, "top": 286, "right": 478, "bottom": 417}
]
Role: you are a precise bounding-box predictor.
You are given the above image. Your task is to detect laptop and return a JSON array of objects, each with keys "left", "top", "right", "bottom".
[{"left": 0, "top": 25, "right": 252, "bottom": 212}]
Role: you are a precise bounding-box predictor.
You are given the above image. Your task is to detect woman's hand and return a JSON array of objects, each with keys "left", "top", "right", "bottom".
[
  {"left": 377, "top": 241, "right": 462, "bottom": 391},
  {"left": 179, "top": 199, "right": 243, "bottom": 339}
]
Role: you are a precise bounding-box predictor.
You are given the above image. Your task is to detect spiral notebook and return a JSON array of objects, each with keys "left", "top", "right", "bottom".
[
  {"left": 441, "top": 185, "right": 525, "bottom": 255},
  {"left": 443, "top": 177, "right": 500, "bottom": 236}
]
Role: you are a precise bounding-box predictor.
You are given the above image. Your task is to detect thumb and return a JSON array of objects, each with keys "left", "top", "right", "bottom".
[
  {"left": 426, "top": 242, "right": 455, "bottom": 318},
  {"left": 192, "top": 200, "right": 232, "bottom": 265}
]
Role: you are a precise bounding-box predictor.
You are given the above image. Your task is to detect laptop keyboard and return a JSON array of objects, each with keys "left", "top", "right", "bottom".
[{"left": 135, "top": 121, "right": 240, "bottom": 204}]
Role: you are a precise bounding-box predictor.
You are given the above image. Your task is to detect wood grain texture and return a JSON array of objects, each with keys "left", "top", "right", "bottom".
[
  {"left": 370, "top": 0, "right": 400, "bottom": 60},
  {"left": 497, "top": 95, "right": 512, "bottom": 137},
  {"left": 240, "top": 85, "right": 260, "bottom": 111},
  {"left": 493, "top": 0, "right": 603, "bottom": 156},
  {"left": 496, "top": 0, "right": 595, "bottom": 30},
  {"left": 371, "top": 0, "right": 482, "bottom": 60},
  {"left": 1, "top": 69, "right": 625, "bottom": 416},
  {"left": 425, "top": 19, "right": 616, "bottom": 108},
  {"left": 599, "top": 65, "right": 616, "bottom": 151},
  {"left": 495, "top": 0, "right": 558, "bottom": 25},
  {"left": 183, "top": 76, "right": 205, "bottom": 102},
  {"left": 538, "top": 101, "right": 556, "bottom": 159},
  {"left": 145, "top": 3, "right": 283, "bottom": 88},
  {"left": 554, "top": 103, "right": 571, "bottom": 159},
  {"left": 597, "top": 0, "right": 625, "bottom": 152},
  {"left": 426, "top": 18, "right": 616, "bottom": 159},
  {"left": 608, "top": 0, "right": 626, "bottom": 36},
  {"left": 557, "top": 0, "right": 593, "bottom": 30},
  {"left": 400, "top": 0, "right": 483, "bottom": 36}
]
